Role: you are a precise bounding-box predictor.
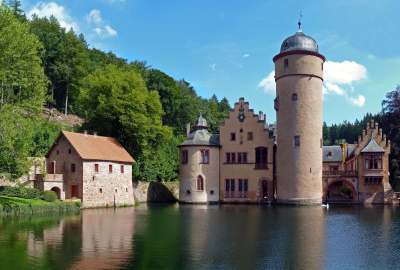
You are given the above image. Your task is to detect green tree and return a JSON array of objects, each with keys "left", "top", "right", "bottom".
[
  {"left": 0, "top": 3, "right": 47, "bottom": 112},
  {"left": 78, "top": 64, "right": 172, "bottom": 160},
  {"left": 0, "top": 3, "right": 47, "bottom": 179}
]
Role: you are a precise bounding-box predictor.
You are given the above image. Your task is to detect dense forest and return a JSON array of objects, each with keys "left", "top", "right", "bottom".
[
  {"left": 0, "top": 1, "right": 231, "bottom": 182},
  {"left": 1, "top": 2, "right": 399, "bottom": 190}
]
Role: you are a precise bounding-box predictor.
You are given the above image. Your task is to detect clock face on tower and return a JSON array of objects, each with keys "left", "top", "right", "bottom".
[{"left": 238, "top": 103, "right": 245, "bottom": 122}]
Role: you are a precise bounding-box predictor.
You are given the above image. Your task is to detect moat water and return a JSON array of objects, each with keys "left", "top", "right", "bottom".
[{"left": 1, "top": 203, "right": 400, "bottom": 269}]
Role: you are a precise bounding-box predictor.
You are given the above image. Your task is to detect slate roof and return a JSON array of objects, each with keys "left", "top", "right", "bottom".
[
  {"left": 46, "top": 131, "right": 135, "bottom": 163},
  {"left": 179, "top": 129, "right": 220, "bottom": 147},
  {"left": 323, "top": 144, "right": 355, "bottom": 162},
  {"left": 361, "top": 137, "right": 386, "bottom": 153},
  {"left": 323, "top": 146, "right": 343, "bottom": 162}
]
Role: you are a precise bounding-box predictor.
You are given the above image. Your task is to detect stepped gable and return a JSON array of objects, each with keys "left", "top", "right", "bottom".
[
  {"left": 46, "top": 131, "right": 135, "bottom": 163},
  {"left": 361, "top": 132, "right": 386, "bottom": 153}
]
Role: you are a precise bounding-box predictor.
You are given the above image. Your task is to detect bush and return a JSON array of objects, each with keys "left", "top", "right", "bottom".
[
  {"left": 0, "top": 186, "right": 40, "bottom": 199},
  {"left": 339, "top": 186, "right": 352, "bottom": 196},
  {"left": 0, "top": 205, "right": 3, "bottom": 215},
  {"left": 39, "top": 190, "right": 57, "bottom": 202},
  {"left": 0, "top": 186, "right": 22, "bottom": 197},
  {"left": 23, "top": 188, "right": 40, "bottom": 199}
]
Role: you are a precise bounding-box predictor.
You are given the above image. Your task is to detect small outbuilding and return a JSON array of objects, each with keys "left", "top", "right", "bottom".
[{"left": 35, "top": 130, "right": 135, "bottom": 208}]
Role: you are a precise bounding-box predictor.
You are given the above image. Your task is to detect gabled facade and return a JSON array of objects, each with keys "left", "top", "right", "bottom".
[
  {"left": 322, "top": 120, "right": 397, "bottom": 204},
  {"left": 219, "top": 98, "right": 275, "bottom": 203},
  {"left": 35, "top": 131, "right": 135, "bottom": 208}
]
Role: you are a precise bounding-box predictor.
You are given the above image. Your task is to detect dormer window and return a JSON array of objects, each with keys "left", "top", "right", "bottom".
[{"left": 328, "top": 152, "right": 332, "bottom": 156}]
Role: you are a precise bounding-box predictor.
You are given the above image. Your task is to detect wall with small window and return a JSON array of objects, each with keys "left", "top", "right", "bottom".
[
  {"left": 82, "top": 160, "right": 134, "bottom": 207},
  {"left": 178, "top": 146, "right": 220, "bottom": 203}
]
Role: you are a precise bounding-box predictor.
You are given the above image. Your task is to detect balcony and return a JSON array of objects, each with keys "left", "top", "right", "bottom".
[
  {"left": 35, "top": 173, "right": 64, "bottom": 182},
  {"left": 322, "top": 171, "right": 358, "bottom": 177},
  {"left": 254, "top": 163, "right": 268, "bottom": 169},
  {"left": 224, "top": 191, "right": 249, "bottom": 198}
]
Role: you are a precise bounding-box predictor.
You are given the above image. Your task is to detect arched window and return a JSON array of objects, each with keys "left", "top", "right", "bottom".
[{"left": 196, "top": 175, "right": 204, "bottom": 191}]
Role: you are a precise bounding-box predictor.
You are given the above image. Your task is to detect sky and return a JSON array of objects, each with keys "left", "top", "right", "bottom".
[{"left": 19, "top": 0, "right": 400, "bottom": 125}]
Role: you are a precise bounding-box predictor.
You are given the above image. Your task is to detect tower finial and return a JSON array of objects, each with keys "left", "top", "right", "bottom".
[{"left": 298, "top": 10, "right": 302, "bottom": 29}]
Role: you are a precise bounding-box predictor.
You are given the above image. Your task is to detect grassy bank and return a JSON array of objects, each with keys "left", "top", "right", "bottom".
[{"left": 0, "top": 196, "right": 81, "bottom": 215}]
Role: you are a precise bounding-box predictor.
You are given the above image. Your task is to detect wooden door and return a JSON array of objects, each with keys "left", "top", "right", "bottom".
[{"left": 72, "top": 185, "right": 78, "bottom": 198}]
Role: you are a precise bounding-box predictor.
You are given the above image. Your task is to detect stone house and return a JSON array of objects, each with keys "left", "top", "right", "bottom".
[
  {"left": 323, "top": 120, "right": 398, "bottom": 204},
  {"left": 178, "top": 98, "right": 276, "bottom": 204},
  {"left": 35, "top": 130, "right": 135, "bottom": 208}
]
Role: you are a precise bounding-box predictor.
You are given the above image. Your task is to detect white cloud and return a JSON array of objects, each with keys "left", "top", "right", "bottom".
[
  {"left": 85, "top": 10, "right": 117, "bottom": 39},
  {"left": 92, "top": 25, "right": 117, "bottom": 38},
  {"left": 325, "top": 82, "right": 346, "bottom": 96},
  {"left": 349, "top": 94, "right": 366, "bottom": 107},
  {"left": 242, "top": 54, "right": 250, "bottom": 58},
  {"left": 257, "top": 71, "right": 275, "bottom": 95},
  {"left": 324, "top": 61, "right": 367, "bottom": 84},
  {"left": 368, "top": 54, "right": 376, "bottom": 60},
  {"left": 86, "top": 10, "right": 103, "bottom": 24},
  {"left": 27, "top": 2, "right": 79, "bottom": 32},
  {"left": 323, "top": 60, "right": 367, "bottom": 107},
  {"left": 210, "top": 63, "right": 216, "bottom": 71}
]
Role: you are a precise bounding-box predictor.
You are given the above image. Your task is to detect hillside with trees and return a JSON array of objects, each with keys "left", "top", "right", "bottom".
[{"left": 0, "top": 1, "right": 231, "bottom": 182}]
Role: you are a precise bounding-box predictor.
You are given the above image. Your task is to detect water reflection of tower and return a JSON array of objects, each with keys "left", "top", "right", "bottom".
[{"left": 274, "top": 22, "right": 325, "bottom": 204}]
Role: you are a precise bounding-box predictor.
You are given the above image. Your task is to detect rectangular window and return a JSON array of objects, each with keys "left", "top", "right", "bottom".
[
  {"left": 243, "top": 153, "right": 247, "bottom": 164},
  {"left": 71, "top": 164, "right": 75, "bottom": 173},
  {"left": 231, "top": 153, "right": 236, "bottom": 164},
  {"left": 200, "top": 150, "right": 209, "bottom": 164},
  {"left": 294, "top": 136, "right": 300, "bottom": 147},
  {"left": 238, "top": 153, "right": 242, "bottom": 164},
  {"left": 182, "top": 150, "right": 188, "bottom": 164},
  {"left": 95, "top": 164, "right": 99, "bottom": 173},
  {"left": 255, "top": 148, "right": 268, "bottom": 169},
  {"left": 238, "top": 179, "right": 243, "bottom": 192},
  {"left": 109, "top": 165, "right": 113, "bottom": 173},
  {"left": 292, "top": 94, "right": 297, "bottom": 101},
  {"left": 248, "top": 132, "right": 253, "bottom": 141},
  {"left": 121, "top": 165, "right": 124, "bottom": 173},
  {"left": 226, "top": 153, "right": 231, "bottom": 164},
  {"left": 230, "top": 179, "right": 235, "bottom": 192},
  {"left": 365, "top": 154, "right": 382, "bottom": 170},
  {"left": 284, "top": 59, "right": 288, "bottom": 68},
  {"left": 231, "top": 133, "right": 236, "bottom": 141}
]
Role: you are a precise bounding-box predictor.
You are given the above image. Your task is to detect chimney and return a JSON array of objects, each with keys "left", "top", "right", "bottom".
[
  {"left": 264, "top": 114, "right": 267, "bottom": 123},
  {"left": 83, "top": 130, "right": 87, "bottom": 137},
  {"left": 259, "top": 111, "right": 263, "bottom": 120},
  {"left": 186, "top": 122, "right": 191, "bottom": 136},
  {"left": 94, "top": 132, "right": 97, "bottom": 138}
]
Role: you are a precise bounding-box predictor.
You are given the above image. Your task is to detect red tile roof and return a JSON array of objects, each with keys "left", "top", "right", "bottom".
[{"left": 47, "top": 131, "right": 135, "bottom": 163}]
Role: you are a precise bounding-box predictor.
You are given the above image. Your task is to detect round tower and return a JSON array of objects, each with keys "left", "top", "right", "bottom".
[
  {"left": 273, "top": 26, "right": 325, "bottom": 204},
  {"left": 178, "top": 115, "right": 220, "bottom": 203}
]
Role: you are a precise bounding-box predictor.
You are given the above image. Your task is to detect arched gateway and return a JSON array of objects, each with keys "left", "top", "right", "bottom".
[{"left": 324, "top": 179, "right": 357, "bottom": 203}]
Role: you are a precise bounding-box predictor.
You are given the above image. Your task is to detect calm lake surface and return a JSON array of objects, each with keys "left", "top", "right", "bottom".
[{"left": 1, "top": 203, "right": 400, "bottom": 269}]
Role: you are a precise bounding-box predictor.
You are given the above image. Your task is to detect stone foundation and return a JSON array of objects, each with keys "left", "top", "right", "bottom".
[{"left": 276, "top": 198, "right": 322, "bottom": 205}]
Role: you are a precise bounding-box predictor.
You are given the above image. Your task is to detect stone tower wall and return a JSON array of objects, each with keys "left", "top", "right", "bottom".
[
  {"left": 179, "top": 146, "right": 220, "bottom": 203},
  {"left": 275, "top": 53, "right": 324, "bottom": 204}
]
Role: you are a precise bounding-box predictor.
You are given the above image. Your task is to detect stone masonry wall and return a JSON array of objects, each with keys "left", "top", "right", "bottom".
[
  {"left": 133, "top": 180, "right": 179, "bottom": 202},
  {"left": 83, "top": 161, "right": 134, "bottom": 208}
]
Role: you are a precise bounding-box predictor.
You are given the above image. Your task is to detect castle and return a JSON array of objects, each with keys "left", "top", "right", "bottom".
[{"left": 178, "top": 27, "right": 398, "bottom": 205}]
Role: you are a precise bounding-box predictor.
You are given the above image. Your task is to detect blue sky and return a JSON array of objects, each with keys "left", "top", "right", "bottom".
[{"left": 19, "top": 0, "right": 400, "bottom": 125}]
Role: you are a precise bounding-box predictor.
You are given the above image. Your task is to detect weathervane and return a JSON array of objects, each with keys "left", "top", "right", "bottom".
[{"left": 298, "top": 10, "right": 302, "bottom": 29}]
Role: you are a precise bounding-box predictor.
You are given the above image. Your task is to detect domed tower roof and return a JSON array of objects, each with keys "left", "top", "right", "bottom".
[
  {"left": 179, "top": 113, "right": 220, "bottom": 147},
  {"left": 193, "top": 115, "right": 207, "bottom": 129},
  {"left": 280, "top": 29, "right": 319, "bottom": 53}
]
